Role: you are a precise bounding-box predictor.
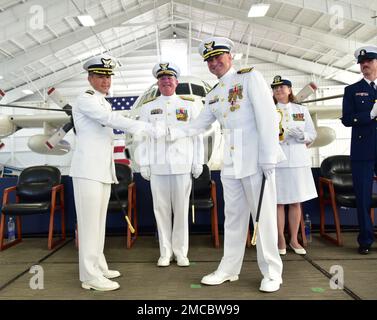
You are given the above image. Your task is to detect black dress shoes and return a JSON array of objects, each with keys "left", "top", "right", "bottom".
[{"left": 358, "top": 246, "right": 370, "bottom": 255}]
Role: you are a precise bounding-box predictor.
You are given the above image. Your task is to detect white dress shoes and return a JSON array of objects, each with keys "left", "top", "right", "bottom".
[
  {"left": 176, "top": 256, "right": 190, "bottom": 267},
  {"left": 259, "top": 278, "right": 282, "bottom": 293},
  {"left": 289, "top": 243, "right": 306, "bottom": 255},
  {"left": 157, "top": 256, "right": 173, "bottom": 267},
  {"left": 201, "top": 270, "right": 239, "bottom": 286},
  {"left": 81, "top": 277, "right": 120, "bottom": 291},
  {"left": 103, "top": 269, "right": 121, "bottom": 279},
  {"left": 278, "top": 248, "right": 286, "bottom": 255}
]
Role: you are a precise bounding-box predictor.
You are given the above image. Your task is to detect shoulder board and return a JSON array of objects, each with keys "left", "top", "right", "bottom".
[
  {"left": 237, "top": 67, "right": 254, "bottom": 74},
  {"left": 179, "top": 96, "right": 195, "bottom": 102},
  {"left": 85, "top": 90, "right": 95, "bottom": 95},
  {"left": 207, "top": 83, "right": 219, "bottom": 94},
  {"left": 142, "top": 97, "right": 157, "bottom": 104}
]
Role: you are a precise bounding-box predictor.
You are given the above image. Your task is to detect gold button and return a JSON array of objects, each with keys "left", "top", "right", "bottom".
[
  {"left": 230, "top": 146, "right": 234, "bottom": 150},
  {"left": 168, "top": 113, "right": 171, "bottom": 116},
  {"left": 221, "top": 98, "right": 225, "bottom": 102}
]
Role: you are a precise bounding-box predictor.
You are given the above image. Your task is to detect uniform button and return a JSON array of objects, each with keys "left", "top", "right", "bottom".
[
  {"left": 362, "top": 101, "right": 364, "bottom": 103},
  {"left": 221, "top": 98, "right": 225, "bottom": 102},
  {"left": 167, "top": 113, "right": 171, "bottom": 116},
  {"left": 359, "top": 136, "right": 362, "bottom": 139},
  {"left": 230, "top": 146, "right": 234, "bottom": 150},
  {"left": 354, "top": 118, "right": 358, "bottom": 122},
  {"left": 223, "top": 113, "right": 227, "bottom": 118}
]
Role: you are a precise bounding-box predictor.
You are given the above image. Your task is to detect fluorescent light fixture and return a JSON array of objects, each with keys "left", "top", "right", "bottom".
[
  {"left": 248, "top": 3, "right": 270, "bottom": 17},
  {"left": 22, "top": 89, "right": 34, "bottom": 95},
  {"left": 233, "top": 53, "right": 243, "bottom": 60},
  {"left": 77, "top": 15, "right": 96, "bottom": 27}
]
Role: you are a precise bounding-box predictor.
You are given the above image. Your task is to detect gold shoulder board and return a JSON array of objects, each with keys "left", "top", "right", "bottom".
[
  {"left": 143, "top": 97, "right": 157, "bottom": 104},
  {"left": 237, "top": 67, "right": 254, "bottom": 74},
  {"left": 85, "top": 90, "right": 95, "bottom": 95},
  {"left": 179, "top": 96, "right": 195, "bottom": 102},
  {"left": 207, "top": 83, "right": 219, "bottom": 94}
]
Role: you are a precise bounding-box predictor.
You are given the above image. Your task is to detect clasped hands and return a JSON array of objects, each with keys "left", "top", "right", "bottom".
[
  {"left": 141, "top": 122, "right": 172, "bottom": 139},
  {"left": 287, "top": 127, "right": 305, "bottom": 141}
]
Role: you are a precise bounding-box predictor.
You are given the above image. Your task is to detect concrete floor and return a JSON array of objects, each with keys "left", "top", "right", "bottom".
[{"left": 0, "top": 232, "right": 375, "bottom": 301}]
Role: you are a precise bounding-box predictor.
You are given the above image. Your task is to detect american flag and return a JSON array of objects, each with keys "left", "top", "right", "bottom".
[{"left": 106, "top": 96, "right": 138, "bottom": 164}]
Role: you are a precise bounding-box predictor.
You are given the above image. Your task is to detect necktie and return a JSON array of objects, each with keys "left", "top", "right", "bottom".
[{"left": 371, "top": 81, "right": 377, "bottom": 93}]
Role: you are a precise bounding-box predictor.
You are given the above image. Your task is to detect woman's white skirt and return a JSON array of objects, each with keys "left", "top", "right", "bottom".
[{"left": 275, "top": 166, "right": 317, "bottom": 204}]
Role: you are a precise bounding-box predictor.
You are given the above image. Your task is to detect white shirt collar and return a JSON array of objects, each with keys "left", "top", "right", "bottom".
[{"left": 219, "top": 67, "right": 236, "bottom": 82}]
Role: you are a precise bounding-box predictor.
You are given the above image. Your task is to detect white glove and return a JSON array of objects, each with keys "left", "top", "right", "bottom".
[
  {"left": 288, "top": 127, "right": 305, "bottom": 140},
  {"left": 141, "top": 122, "right": 166, "bottom": 139},
  {"left": 371, "top": 102, "right": 377, "bottom": 119},
  {"left": 154, "top": 121, "right": 167, "bottom": 139},
  {"left": 140, "top": 166, "right": 151, "bottom": 181},
  {"left": 191, "top": 164, "right": 203, "bottom": 179},
  {"left": 261, "top": 164, "right": 275, "bottom": 179}
]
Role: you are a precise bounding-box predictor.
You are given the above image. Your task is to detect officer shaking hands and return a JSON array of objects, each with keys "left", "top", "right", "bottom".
[
  {"left": 342, "top": 45, "right": 377, "bottom": 255},
  {"left": 70, "top": 55, "right": 159, "bottom": 292},
  {"left": 168, "top": 37, "right": 284, "bottom": 292},
  {"left": 135, "top": 62, "right": 204, "bottom": 267}
]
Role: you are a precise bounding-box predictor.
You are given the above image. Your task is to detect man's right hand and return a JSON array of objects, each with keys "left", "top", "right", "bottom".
[
  {"left": 371, "top": 101, "right": 377, "bottom": 119},
  {"left": 140, "top": 166, "right": 151, "bottom": 181},
  {"left": 261, "top": 164, "right": 275, "bottom": 179}
]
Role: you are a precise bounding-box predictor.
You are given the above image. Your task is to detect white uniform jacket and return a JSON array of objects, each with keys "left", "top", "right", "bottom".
[
  {"left": 70, "top": 88, "right": 150, "bottom": 183},
  {"left": 170, "top": 67, "right": 283, "bottom": 179},
  {"left": 276, "top": 102, "right": 316, "bottom": 168},
  {"left": 135, "top": 94, "right": 204, "bottom": 174}
]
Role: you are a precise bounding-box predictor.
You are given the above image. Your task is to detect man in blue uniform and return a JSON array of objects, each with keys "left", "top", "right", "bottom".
[{"left": 342, "top": 45, "right": 377, "bottom": 254}]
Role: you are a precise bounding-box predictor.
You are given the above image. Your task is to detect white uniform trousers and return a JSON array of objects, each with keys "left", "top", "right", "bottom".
[
  {"left": 150, "top": 174, "right": 191, "bottom": 258},
  {"left": 218, "top": 172, "right": 283, "bottom": 282},
  {"left": 72, "top": 177, "right": 111, "bottom": 282}
]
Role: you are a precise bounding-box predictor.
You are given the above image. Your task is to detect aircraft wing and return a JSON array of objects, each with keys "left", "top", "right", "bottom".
[
  {"left": 307, "top": 105, "right": 342, "bottom": 119},
  {"left": 8, "top": 113, "right": 71, "bottom": 128}
]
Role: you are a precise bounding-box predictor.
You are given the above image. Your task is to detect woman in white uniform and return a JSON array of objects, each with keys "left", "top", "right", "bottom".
[{"left": 271, "top": 76, "right": 317, "bottom": 255}]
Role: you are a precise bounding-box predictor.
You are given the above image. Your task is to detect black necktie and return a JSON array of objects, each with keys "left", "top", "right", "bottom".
[{"left": 371, "top": 81, "right": 377, "bottom": 93}]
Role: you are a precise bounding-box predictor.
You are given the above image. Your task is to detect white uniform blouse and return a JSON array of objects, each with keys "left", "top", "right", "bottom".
[
  {"left": 135, "top": 94, "right": 204, "bottom": 175},
  {"left": 276, "top": 102, "right": 316, "bottom": 168},
  {"left": 170, "top": 67, "right": 285, "bottom": 179},
  {"left": 70, "top": 88, "right": 150, "bottom": 183}
]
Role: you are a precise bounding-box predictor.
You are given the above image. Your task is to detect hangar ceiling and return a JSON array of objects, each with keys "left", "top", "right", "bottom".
[{"left": 0, "top": 0, "right": 376, "bottom": 103}]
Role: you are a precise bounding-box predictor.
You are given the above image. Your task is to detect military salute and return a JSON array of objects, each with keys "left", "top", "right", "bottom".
[
  {"left": 271, "top": 76, "right": 317, "bottom": 256},
  {"left": 342, "top": 45, "right": 377, "bottom": 255},
  {"left": 135, "top": 62, "right": 204, "bottom": 267},
  {"left": 70, "top": 55, "right": 158, "bottom": 291},
  {"left": 168, "top": 37, "right": 284, "bottom": 292}
]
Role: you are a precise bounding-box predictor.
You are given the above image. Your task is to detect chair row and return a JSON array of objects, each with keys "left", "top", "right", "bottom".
[
  {"left": 4, "top": 156, "right": 366, "bottom": 252},
  {"left": 0, "top": 163, "right": 220, "bottom": 251}
]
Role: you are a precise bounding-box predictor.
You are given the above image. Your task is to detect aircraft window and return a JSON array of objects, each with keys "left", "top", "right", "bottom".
[
  {"left": 176, "top": 83, "right": 190, "bottom": 95},
  {"left": 191, "top": 84, "right": 206, "bottom": 97}
]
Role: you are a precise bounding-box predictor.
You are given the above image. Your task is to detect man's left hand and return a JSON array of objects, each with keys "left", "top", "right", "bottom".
[{"left": 192, "top": 164, "right": 203, "bottom": 179}]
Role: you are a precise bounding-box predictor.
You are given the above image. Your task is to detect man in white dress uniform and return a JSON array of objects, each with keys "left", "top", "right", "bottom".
[
  {"left": 135, "top": 62, "right": 204, "bottom": 267},
  {"left": 168, "top": 37, "right": 284, "bottom": 292},
  {"left": 70, "top": 55, "right": 158, "bottom": 291}
]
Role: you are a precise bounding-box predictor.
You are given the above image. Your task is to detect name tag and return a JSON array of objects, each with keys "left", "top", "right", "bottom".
[
  {"left": 151, "top": 108, "right": 163, "bottom": 115},
  {"left": 355, "top": 92, "right": 369, "bottom": 96}
]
